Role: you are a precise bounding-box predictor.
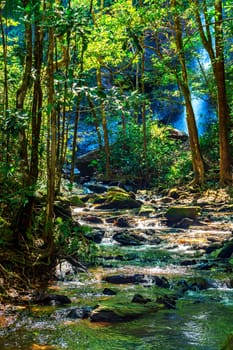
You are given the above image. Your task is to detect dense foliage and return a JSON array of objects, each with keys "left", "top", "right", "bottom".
[{"left": 0, "top": 0, "right": 233, "bottom": 287}]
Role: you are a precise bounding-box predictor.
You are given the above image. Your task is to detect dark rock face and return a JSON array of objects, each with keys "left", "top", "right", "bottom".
[
  {"left": 180, "top": 259, "right": 197, "bottom": 266},
  {"left": 84, "top": 229, "right": 105, "bottom": 243},
  {"left": 90, "top": 309, "right": 125, "bottom": 322},
  {"left": 131, "top": 294, "right": 152, "bottom": 304},
  {"left": 114, "top": 217, "right": 131, "bottom": 227},
  {"left": 156, "top": 294, "right": 177, "bottom": 309},
  {"left": 103, "top": 274, "right": 146, "bottom": 284},
  {"left": 217, "top": 241, "right": 233, "bottom": 259},
  {"left": 151, "top": 276, "right": 170, "bottom": 288},
  {"left": 205, "top": 243, "right": 223, "bottom": 254},
  {"left": 103, "top": 288, "right": 117, "bottom": 296},
  {"left": 34, "top": 293, "right": 71, "bottom": 306},
  {"left": 113, "top": 231, "right": 146, "bottom": 246},
  {"left": 84, "top": 215, "right": 103, "bottom": 224},
  {"left": 66, "top": 307, "right": 92, "bottom": 319}
]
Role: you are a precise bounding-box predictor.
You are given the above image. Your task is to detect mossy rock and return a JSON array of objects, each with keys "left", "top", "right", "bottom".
[
  {"left": 165, "top": 206, "right": 200, "bottom": 223},
  {"left": 94, "top": 188, "right": 141, "bottom": 210},
  {"left": 90, "top": 301, "right": 158, "bottom": 322},
  {"left": 113, "top": 231, "right": 146, "bottom": 246},
  {"left": 69, "top": 195, "right": 85, "bottom": 207},
  {"left": 139, "top": 205, "right": 156, "bottom": 216}
]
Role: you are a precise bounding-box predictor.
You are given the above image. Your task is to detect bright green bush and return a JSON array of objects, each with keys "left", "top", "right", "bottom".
[{"left": 110, "top": 121, "right": 192, "bottom": 188}]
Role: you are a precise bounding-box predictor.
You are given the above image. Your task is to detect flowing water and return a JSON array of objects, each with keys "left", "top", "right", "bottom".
[{"left": 1, "top": 193, "right": 233, "bottom": 350}]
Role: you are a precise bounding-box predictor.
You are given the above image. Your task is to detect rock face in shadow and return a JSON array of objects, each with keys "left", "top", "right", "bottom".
[
  {"left": 113, "top": 231, "right": 146, "bottom": 246},
  {"left": 103, "top": 274, "right": 146, "bottom": 284},
  {"left": 217, "top": 240, "right": 233, "bottom": 259},
  {"left": 33, "top": 293, "right": 71, "bottom": 306}
]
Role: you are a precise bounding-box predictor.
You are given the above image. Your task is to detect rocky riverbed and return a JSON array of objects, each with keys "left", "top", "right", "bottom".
[{"left": 1, "top": 184, "right": 233, "bottom": 349}]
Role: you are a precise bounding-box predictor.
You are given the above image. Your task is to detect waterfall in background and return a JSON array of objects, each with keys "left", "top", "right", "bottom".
[
  {"left": 171, "top": 48, "right": 216, "bottom": 136},
  {"left": 172, "top": 95, "right": 216, "bottom": 136}
]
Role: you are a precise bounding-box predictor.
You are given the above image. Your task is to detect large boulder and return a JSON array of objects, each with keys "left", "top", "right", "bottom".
[
  {"left": 93, "top": 188, "right": 142, "bottom": 210},
  {"left": 76, "top": 149, "right": 100, "bottom": 176},
  {"left": 165, "top": 206, "right": 200, "bottom": 224}
]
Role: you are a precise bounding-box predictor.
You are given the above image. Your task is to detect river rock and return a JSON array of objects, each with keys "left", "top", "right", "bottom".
[
  {"left": 34, "top": 293, "right": 71, "bottom": 306},
  {"left": 103, "top": 274, "right": 146, "bottom": 284},
  {"left": 156, "top": 294, "right": 177, "bottom": 309},
  {"left": 217, "top": 240, "right": 233, "bottom": 259},
  {"left": 90, "top": 302, "right": 158, "bottom": 323},
  {"left": 84, "top": 229, "right": 105, "bottom": 243},
  {"left": 139, "top": 205, "right": 156, "bottom": 216},
  {"left": 84, "top": 215, "right": 103, "bottom": 224},
  {"left": 165, "top": 206, "right": 200, "bottom": 223},
  {"left": 151, "top": 276, "right": 170, "bottom": 288},
  {"left": 188, "top": 277, "right": 212, "bottom": 291},
  {"left": 66, "top": 307, "right": 92, "bottom": 319},
  {"left": 103, "top": 288, "right": 117, "bottom": 295},
  {"left": 94, "top": 188, "right": 141, "bottom": 210},
  {"left": 113, "top": 231, "right": 146, "bottom": 246},
  {"left": 114, "top": 217, "right": 131, "bottom": 227},
  {"left": 131, "top": 294, "right": 152, "bottom": 304}
]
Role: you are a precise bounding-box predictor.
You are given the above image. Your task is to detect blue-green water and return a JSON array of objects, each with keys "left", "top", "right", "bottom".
[{"left": 0, "top": 269, "right": 233, "bottom": 350}]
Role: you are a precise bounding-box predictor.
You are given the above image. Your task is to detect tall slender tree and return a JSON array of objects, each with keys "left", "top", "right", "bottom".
[{"left": 192, "top": 0, "right": 232, "bottom": 185}]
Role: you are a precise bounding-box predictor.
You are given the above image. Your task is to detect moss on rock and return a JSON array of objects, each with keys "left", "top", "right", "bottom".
[{"left": 165, "top": 206, "right": 200, "bottom": 223}]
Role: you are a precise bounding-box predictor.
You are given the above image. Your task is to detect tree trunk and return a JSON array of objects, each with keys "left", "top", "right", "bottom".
[
  {"left": 193, "top": 0, "right": 232, "bottom": 185},
  {"left": 45, "top": 20, "right": 56, "bottom": 251},
  {"left": 214, "top": 0, "right": 232, "bottom": 185},
  {"left": 97, "top": 66, "right": 111, "bottom": 178},
  {"left": 172, "top": 0, "right": 205, "bottom": 185},
  {"left": 16, "top": 6, "right": 32, "bottom": 181},
  {"left": 29, "top": 7, "right": 44, "bottom": 185},
  {"left": 0, "top": 6, "right": 9, "bottom": 161}
]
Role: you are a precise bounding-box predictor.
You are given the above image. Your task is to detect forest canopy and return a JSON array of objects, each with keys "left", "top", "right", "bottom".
[{"left": 0, "top": 0, "right": 233, "bottom": 286}]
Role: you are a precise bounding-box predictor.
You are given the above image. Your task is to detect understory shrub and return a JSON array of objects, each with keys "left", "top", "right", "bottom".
[{"left": 110, "top": 121, "right": 192, "bottom": 187}]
